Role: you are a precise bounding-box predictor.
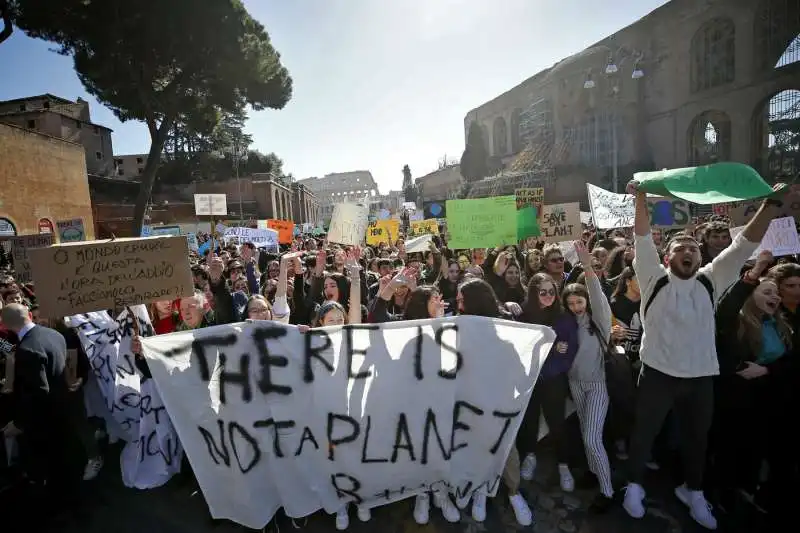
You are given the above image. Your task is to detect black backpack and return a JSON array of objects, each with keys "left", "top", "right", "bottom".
[{"left": 643, "top": 273, "right": 714, "bottom": 318}]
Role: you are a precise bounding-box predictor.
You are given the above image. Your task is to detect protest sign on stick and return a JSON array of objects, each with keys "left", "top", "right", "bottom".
[
  {"left": 328, "top": 203, "right": 369, "bottom": 246},
  {"left": 141, "top": 316, "right": 555, "bottom": 529}
]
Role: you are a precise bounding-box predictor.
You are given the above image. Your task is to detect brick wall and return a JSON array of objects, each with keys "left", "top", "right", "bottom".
[{"left": 0, "top": 123, "right": 95, "bottom": 238}]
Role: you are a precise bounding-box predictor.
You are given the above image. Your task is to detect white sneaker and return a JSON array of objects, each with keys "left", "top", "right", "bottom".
[
  {"left": 623, "top": 482, "right": 646, "bottom": 519},
  {"left": 434, "top": 492, "right": 460, "bottom": 523},
  {"left": 471, "top": 491, "right": 487, "bottom": 522},
  {"left": 413, "top": 494, "right": 430, "bottom": 525},
  {"left": 335, "top": 507, "right": 349, "bottom": 530},
  {"left": 509, "top": 493, "right": 533, "bottom": 526},
  {"left": 520, "top": 453, "right": 537, "bottom": 481},
  {"left": 558, "top": 463, "right": 574, "bottom": 492},
  {"left": 82, "top": 457, "right": 104, "bottom": 481},
  {"left": 674, "top": 484, "right": 717, "bottom": 530},
  {"left": 356, "top": 505, "right": 370, "bottom": 522}
]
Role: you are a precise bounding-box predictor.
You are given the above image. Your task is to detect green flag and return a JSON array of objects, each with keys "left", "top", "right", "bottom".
[
  {"left": 517, "top": 205, "right": 541, "bottom": 240},
  {"left": 634, "top": 162, "right": 779, "bottom": 205}
]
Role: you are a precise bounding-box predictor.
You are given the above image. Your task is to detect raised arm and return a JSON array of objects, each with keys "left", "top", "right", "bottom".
[
  {"left": 575, "top": 240, "right": 612, "bottom": 339},
  {"left": 346, "top": 247, "right": 363, "bottom": 325},
  {"left": 628, "top": 181, "right": 664, "bottom": 289}
]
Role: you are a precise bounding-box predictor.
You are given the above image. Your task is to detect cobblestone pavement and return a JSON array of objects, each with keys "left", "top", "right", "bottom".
[{"left": 6, "top": 452, "right": 741, "bottom": 533}]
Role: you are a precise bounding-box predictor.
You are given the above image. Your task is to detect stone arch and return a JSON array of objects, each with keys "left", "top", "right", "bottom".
[
  {"left": 492, "top": 116, "right": 508, "bottom": 156},
  {"left": 686, "top": 110, "right": 732, "bottom": 165},
  {"left": 480, "top": 124, "right": 490, "bottom": 152},
  {"left": 754, "top": 0, "right": 800, "bottom": 71},
  {"left": 752, "top": 89, "right": 800, "bottom": 179},
  {"left": 690, "top": 17, "right": 736, "bottom": 93},
  {"left": 510, "top": 108, "right": 523, "bottom": 153}
]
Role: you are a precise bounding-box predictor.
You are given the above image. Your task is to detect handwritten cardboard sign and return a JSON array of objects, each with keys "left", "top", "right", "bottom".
[
  {"left": 194, "top": 194, "right": 228, "bottom": 216},
  {"left": 141, "top": 316, "right": 555, "bottom": 530},
  {"left": 515, "top": 188, "right": 545, "bottom": 214},
  {"left": 10, "top": 233, "right": 55, "bottom": 284},
  {"left": 328, "top": 203, "right": 369, "bottom": 246},
  {"left": 28, "top": 236, "right": 193, "bottom": 318},
  {"left": 366, "top": 219, "right": 400, "bottom": 246},
  {"left": 446, "top": 196, "right": 517, "bottom": 249},
  {"left": 266, "top": 219, "right": 295, "bottom": 244},
  {"left": 56, "top": 218, "right": 86, "bottom": 243},
  {"left": 408, "top": 219, "right": 439, "bottom": 238},
  {"left": 539, "top": 203, "right": 581, "bottom": 243},
  {"left": 729, "top": 216, "right": 800, "bottom": 259}
]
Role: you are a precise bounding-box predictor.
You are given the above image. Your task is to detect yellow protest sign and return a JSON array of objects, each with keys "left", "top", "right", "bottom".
[
  {"left": 515, "top": 188, "right": 544, "bottom": 214},
  {"left": 409, "top": 219, "right": 439, "bottom": 238},
  {"left": 366, "top": 219, "right": 400, "bottom": 246}
]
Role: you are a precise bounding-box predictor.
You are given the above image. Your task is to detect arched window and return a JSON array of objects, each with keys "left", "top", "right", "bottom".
[
  {"left": 480, "top": 124, "right": 490, "bottom": 152},
  {"left": 754, "top": 90, "right": 800, "bottom": 179},
  {"left": 687, "top": 110, "right": 732, "bottom": 165},
  {"left": 754, "top": 0, "right": 800, "bottom": 70},
  {"left": 510, "top": 108, "right": 523, "bottom": 153},
  {"left": 690, "top": 18, "right": 736, "bottom": 92},
  {"left": 492, "top": 117, "right": 508, "bottom": 156}
]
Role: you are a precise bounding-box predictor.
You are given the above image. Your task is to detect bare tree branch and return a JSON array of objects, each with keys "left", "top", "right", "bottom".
[{"left": 0, "top": 0, "right": 13, "bottom": 45}]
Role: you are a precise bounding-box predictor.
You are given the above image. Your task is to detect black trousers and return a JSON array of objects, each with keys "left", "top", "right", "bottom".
[
  {"left": 627, "top": 364, "right": 713, "bottom": 490},
  {"left": 516, "top": 373, "right": 570, "bottom": 464}
]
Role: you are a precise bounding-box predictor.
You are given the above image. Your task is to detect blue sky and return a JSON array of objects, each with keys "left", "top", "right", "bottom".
[{"left": 0, "top": 0, "right": 669, "bottom": 193}]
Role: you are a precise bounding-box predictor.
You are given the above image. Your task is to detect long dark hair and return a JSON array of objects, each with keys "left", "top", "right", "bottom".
[
  {"left": 611, "top": 266, "right": 637, "bottom": 301},
  {"left": 323, "top": 272, "right": 351, "bottom": 308},
  {"left": 405, "top": 286, "right": 438, "bottom": 320},
  {"left": 521, "top": 272, "right": 564, "bottom": 326},
  {"left": 458, "top": 278, "right": 500, "bottom": 318},
  {"left": 562, "top": 282, "right": 593, "bottom": 317}
]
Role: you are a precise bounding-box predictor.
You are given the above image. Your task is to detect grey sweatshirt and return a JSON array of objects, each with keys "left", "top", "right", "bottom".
[{"left": 568, "top": 274, "right": 613, "bottom": 383}]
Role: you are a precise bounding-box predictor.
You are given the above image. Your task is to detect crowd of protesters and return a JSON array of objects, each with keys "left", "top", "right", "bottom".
[{"left": 0, "top": 182, "right": 798, "bottom": 532}]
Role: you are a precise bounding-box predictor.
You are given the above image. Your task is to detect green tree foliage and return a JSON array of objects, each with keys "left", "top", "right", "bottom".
[
  {"left": 11, "top": 0, "right": 292, "bottom": 234},
  {"left": 460, "top": 122, "right": 489, "bottom": 183},
  {"left": 0, "top": 1, "right": 11, "bottom": 44}
]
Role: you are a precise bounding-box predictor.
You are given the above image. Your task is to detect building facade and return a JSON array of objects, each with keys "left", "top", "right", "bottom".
[
  {"left": 291, "top": 182, "right": 321, "bottom": 225},
  {"left": 296, "top": 171, "right": 379, "bottom": 221},
  {"left": 416, "top": 165, "right": 463, "bottom": 202},
  {"left": 463, "top": 0, "right": 799, "bottom": 205},
  {"left": 0, "top": 123, "right": 95, "bottom": 238},
  {"left": 113, "top": 153, "right": 150, "bottom": 179},
  {"left": 0, "top": 94, "right": 115, "bottom": 177}
]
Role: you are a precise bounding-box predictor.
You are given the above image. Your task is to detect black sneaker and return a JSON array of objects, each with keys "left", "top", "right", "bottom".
[{"left": 589, "top": 493, "right": 615, "bottom": 514}]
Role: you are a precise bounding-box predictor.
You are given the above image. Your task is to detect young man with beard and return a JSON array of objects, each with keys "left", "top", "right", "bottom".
[{"left": 621, "top": 181, "right": 788, "bottom": 530}]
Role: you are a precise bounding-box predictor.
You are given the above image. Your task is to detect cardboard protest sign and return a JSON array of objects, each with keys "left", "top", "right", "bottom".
[
  {"left": 515, "top": 188, "right": 544, "bottom": 213},
  {"left": 194, "top": 194, "right": 228, "bottom": 216},
  {"left": 539, "top": 203, "right": 581, "bottom": 243},
  {"left": 729, "top": 217, "right": 800, "bottom": 259},
  {"left": 267, "top": 219, "right": 295, "bottom": 244},
  {"left": 727, "top": 200, "right": 800, "bottom": 226},
  {"left": 328, "top": 203, "right": 369, "bottom": 246},
  {"left": 366, "top": 220, "right": 400, "bottom": 246},
  {"left": 28, "top": 236, "right": 193, "bottom": 318},
  {"left": 10, "top": 233, "right": 54, "bottom": 283},
  {"left": 141, "top": 316, "right": 555, "bottom": 530},
  {"left": 446, "top": 196, "right": 517, "bottom": 249},
  {"left": 409, "top": 219, "right": 439, "bottom": 238},
  {"left": 56, "top": 218, "right": 86, "bottom": 242},
  {"left": 67, "top": 306, "right": 183, "bottom": 488}
]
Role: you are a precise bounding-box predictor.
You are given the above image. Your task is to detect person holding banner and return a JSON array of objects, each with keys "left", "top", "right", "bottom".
[
  {"left": 622, "top": 181, "right": 789, "bottom": 530},
  {"left": 456, "top": 278, "right": 533, "bottom": 526}
]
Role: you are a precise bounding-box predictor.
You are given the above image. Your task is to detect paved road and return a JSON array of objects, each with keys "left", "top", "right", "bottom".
[{"left": 2, "top": 445, "right": 749, "bottom": 533}]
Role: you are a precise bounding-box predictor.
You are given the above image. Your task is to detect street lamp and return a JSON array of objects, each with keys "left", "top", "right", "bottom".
[
  {"left": 229, "top": 138, "right": 248, "bottom": 224},
  {"left": 584, "top": 49, "right": 645, "bottom": 193}
]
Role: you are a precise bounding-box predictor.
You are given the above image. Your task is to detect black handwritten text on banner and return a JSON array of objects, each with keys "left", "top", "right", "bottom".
[
  {"left": 141, "top": 317, "right": 555, "bottom": 530},
  {"left": 67, "top": 306, "right": 183, "bottom": 488}
]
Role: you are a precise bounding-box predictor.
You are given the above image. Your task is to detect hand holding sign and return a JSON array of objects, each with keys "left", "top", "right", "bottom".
[
  {"left": 626, "top": 180, "right": 640, "bottom": 195},
  {"left": 208, "top": 254, "right": 225, "bottom": 283}
]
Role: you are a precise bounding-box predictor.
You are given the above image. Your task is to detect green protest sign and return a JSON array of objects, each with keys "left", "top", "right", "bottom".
[
  {"left": 445, "top": 196, "right": 517, "bottom": 249},
  {"left": 634, "top": 162, "right": 776, "bottom": 204},
  {"left": 517, "top": 206, "right": 541, "bottom": 240}
]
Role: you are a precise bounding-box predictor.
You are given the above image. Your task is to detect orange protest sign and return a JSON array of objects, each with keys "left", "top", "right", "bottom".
[{"left": 267, "top": 219, "right": 295, "bottom": 244}]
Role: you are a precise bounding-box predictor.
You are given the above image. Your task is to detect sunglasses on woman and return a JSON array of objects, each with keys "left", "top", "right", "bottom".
[{"left": 538, "top": 288, "right": 556, "bottom": 297}]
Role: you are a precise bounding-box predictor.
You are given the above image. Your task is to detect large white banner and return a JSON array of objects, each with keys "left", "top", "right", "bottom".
[
  {"left": 67, "top": 306, "right": 183, "bottom": 489},
  {"left": 141, "top": 316, "right": 555, "bottom": 529},
  {"left": 586, "top": 183, "right": 634, "bottom": 229}
]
